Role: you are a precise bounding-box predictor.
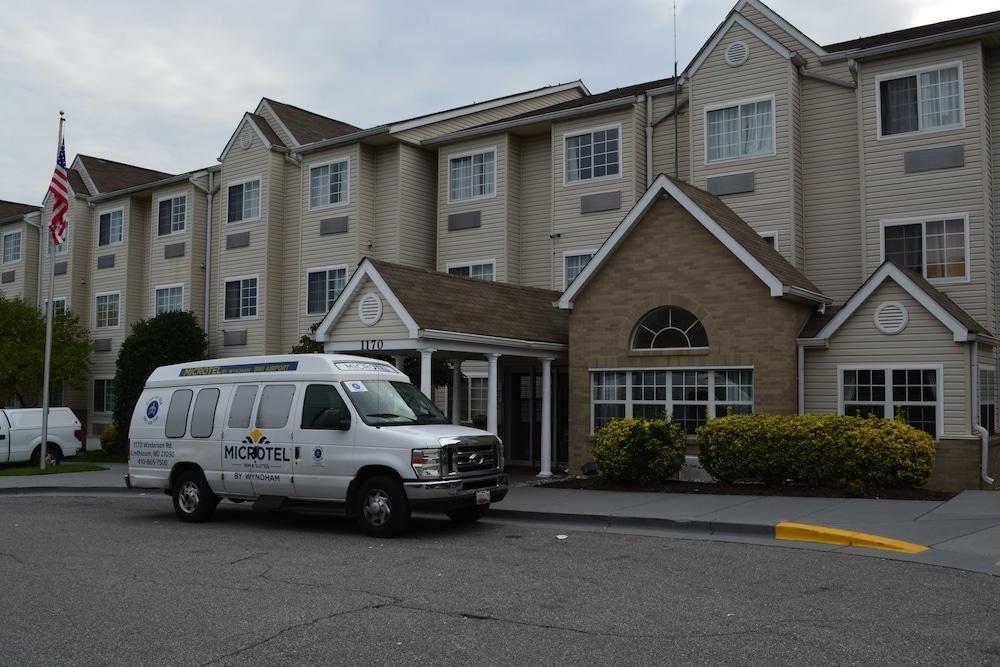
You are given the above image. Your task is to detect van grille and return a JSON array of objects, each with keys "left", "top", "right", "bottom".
[{"left": 444, "top": 436, "right": 500, "bottom": 476}]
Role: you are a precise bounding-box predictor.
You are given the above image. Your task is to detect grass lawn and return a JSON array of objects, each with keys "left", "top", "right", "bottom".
[
  {"left": 73, "top": 450, "right": 127, "bottom": 464},
  {"left": 0, "top": 463, "right": 109, "bottom": 477}
]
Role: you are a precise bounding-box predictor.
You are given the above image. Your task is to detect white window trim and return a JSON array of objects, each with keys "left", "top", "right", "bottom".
[
  {"left": 307, "top": 157, "right": 351, "bottom": 212},
  {"left": 96, "top": 206, "right": 126, "bottom": 248},
  {"left": 223, "top": 273, "right": 260, "bottom": 321},
  {"left": 562, "top": 248, "right": 599, "bottom": 290},
  {"left": 465, "top": 375, "right": 488, "bottom": 422},
  {"left": 879, "top": 213, "right": 971, "bottom": 284},
  {"left": 446, "top": 258, "right": 497, "bottom": 281},
  {"left": 305, "top": 264, "right": 349, "bottom": 315},
  {"left": 588, "top": 366, "right": 755, "bottom": 435},
  {"left": 446, "top": 146, "right": 498, "bottom": 204},
  {"left": 153, "top": 282, "right": 185, "bottom": 316},
  {"left": 562, "top": 123, "right": 624, "bottom": 187},
  {"left": 93, "top": 377, "right": 115, "bottom": 414},
  {"left": 154, "top": 191, "right": 189, "bottom": 237},
  {"left": 703, "top": 94, "right": 777, "bottom": 165},
  {"left": 758, "top": 231, "right": 778, "bottom": 250},
  {"left": 94, "top": 290, "right": 122, "bottom": 330},
  {"left": 225, "top": 176, "right": 263, "bottom": 224},
  {"left": 2, "top": 230, "right": 22, "bottom": 265},
  {"left": 836, "top": 363, "right": 944, "bottom": 440},
  {"left": 875, "top": 60, "right": 965, "bottom": 140},
  {"left": 51, "top": 297, "right": 67, "bottom": 315}
]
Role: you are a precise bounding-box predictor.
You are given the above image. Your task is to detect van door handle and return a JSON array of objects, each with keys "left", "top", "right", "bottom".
[{"left": 294, "top": 446, "right": 300, "bottom": 460}]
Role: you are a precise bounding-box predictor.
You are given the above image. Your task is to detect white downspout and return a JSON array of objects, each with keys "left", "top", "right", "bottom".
[
  {"left": 190, "top": 171, "right": 217, "bottom": 335},
  {"left": 972, "top": 341, "right": 994, "bottom": 485}
]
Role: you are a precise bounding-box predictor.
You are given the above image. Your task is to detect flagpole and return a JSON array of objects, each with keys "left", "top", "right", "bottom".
[{"left": 39, "top": 111, "right": 65, "bottom": 469}]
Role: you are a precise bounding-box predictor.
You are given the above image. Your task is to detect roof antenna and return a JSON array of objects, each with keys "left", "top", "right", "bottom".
[{"left": 673, "top": 0, "right": 679, "bottom": 179}]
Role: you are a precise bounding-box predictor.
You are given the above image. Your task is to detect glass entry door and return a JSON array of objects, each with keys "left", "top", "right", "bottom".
[{"left": 507, "top": 371, "right": 541, "bottom": 466}]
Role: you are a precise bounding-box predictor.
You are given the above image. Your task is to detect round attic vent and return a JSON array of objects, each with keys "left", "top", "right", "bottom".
[
  {"left": 725, "top": 41, "right": 750, "bottom": 67},
  {"left": 359, "top": 292, "right": 383, "bottom": 327},
  {"left": 240, "top": 131, "right": 253, "bottom": 149},
  {"left": 874, "top": 302, "right": 908, "bottom": 335}
]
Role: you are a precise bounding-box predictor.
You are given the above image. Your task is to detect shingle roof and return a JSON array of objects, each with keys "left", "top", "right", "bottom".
[
  {"left": 76, "top": 155, "right": 172, "bottom": 194},
  {"left": 0, "top": 200, "right": 40, "bottom": 220},
  {"left": 824, "top": 10, "right": 1000, "bottom": 52},
  {"left": 262, "top": 99, "right": 362, "bottom": 145},
  {"left": 67, "top": 169, "right": 90, "bottom": 196},
  {"left": 368, "top": 259, "right": 568, "bottom": 344},
  {"left": 247, "top": 113, "right": 287, "bottom": 148},
  {"left": 799, "top": 306, "right": 842, "bottom": 338}
]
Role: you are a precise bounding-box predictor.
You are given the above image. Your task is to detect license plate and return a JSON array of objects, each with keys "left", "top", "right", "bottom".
[{"left": 475, "top": 489, "right": 491, "bottom": 506}]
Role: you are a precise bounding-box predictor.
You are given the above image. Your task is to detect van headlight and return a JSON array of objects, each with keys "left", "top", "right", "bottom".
[{"left": 411, "top": 448, "right": 442, "bottom": 479}]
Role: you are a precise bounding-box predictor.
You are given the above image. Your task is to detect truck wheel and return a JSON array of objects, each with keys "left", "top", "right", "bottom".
[
  {"left": 31, "top": 444, "right": 62, "bottom": 467},
  {"left": 172, "top": 470, "right": 218, "bottom": 523},
  {"left": 356, "top": 476, "right": 410, "bottom": 537},
  {"left": 446, "top": 506, "right": 488, "bottom": 523}
]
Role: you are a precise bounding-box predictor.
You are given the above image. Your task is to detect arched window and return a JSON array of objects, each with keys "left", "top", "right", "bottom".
[{"left": 631, "top": 306, "right": 708, "bottom": 350}]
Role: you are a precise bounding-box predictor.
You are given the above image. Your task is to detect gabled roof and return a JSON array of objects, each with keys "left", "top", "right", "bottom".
[
  {"left": 558, "top": 174, "right": 828, "bottom": 309},
  {"left": 260, "top": 98, "right": 362, "bottom": 146},
  {"left": 316, "top": 258, "right": 568, "bottom": 346},
  {"left": 74, "top": 155, "right": 172, "bottom": 194},
  {"left": 218, "top": 112, "right": 287, "bottom": 161},
  {"left": 685, "top": 8, "right": 796, "bottom": 78},
  {"left": 824, "top": 9, "right": 1000, "bottom": 53},
  {"left": 0, "top": 200, "right": 40, "bottom": 221},
  {"left": 67, "top": 169, "right": 90, "bottom": 197},
  {"left": 801, "top": 261, "right": 991, "bottom": 344},
  {"left": 247, "top": 113, "right": 286, "bottom": 148}
]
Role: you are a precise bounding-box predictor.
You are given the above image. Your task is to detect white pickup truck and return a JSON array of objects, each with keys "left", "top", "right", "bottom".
[{"left": 0, "top": 408, "right": 83, "bottom": 466}]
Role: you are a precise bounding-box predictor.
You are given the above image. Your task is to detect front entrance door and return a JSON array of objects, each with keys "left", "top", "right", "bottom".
[{"left": 508, "top": 371, "right": 541, "bottom": 465}]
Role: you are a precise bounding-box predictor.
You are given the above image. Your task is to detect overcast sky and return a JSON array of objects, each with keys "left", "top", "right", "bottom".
[{"left": 1, "top": 0, "right": 997, "bottom": 204}]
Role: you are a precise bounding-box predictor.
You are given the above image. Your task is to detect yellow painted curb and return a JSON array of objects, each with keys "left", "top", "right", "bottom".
[{"left": 775, "top": 522, "right": 929, "bottom": 554}]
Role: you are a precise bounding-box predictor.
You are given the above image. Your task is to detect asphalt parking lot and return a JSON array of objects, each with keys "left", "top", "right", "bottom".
[{"left": 3, "top": 494, "right": 1000, "bottom": 665}]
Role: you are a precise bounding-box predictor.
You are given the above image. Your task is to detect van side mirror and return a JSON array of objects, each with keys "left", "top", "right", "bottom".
[{"left": 321, "top": 407, "right": 351, "bottom": 430}]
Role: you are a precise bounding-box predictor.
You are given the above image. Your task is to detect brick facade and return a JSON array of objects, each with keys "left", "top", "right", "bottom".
[
  {"left": 927, "top": 438, "right": 1000, "bottom": 491},
  {"left": 566, "top": 195, "right": 813, "bottom": 471}
]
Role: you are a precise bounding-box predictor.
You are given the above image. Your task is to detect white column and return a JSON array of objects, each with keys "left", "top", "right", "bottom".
[
  {"left": 451, "top": 361, "right": 462, "bottom": 425},
  {"left": 538, "top": 358, "right": 554, "bottom": 478},
  {"left": 419, "top": 349, "right": 434, "bottom": 398},
  {"left": 486, "top": 353, "right": 500, "bottom": 435},
  {"left": 393, "top": 355, "right": 405, "bottom": 371}
]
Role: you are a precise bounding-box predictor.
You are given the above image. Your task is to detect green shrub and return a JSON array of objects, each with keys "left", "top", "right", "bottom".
[
  {"left": 697, "top": 413, "right": 935, "bottom": 488},
  {"left": 591, "top": 418, "right": 686, "bottom": 485},
  {"left": 100, "top": 424, "right": 123, "bottom": 456}
]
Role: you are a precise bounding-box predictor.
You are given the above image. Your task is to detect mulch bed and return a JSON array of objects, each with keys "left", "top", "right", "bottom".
[{"left": 540, "top": 476, "right": 957, "bottom": 501}]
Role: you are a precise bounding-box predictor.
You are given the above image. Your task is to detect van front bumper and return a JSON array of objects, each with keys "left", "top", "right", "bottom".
[{"left": 403, "top": 474, "right": 508, "bottom": 511}]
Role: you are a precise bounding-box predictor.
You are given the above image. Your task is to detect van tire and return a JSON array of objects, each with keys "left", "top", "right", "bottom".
[
  {"left": 446, "top": 506, "right": 488, "bottom": 523},
  {"left": 172, "top": 470, "right": 218, "bottom": 523},
  {"left": 356, "top": 476, "right": 410, "bottom": 537},
  {"left": 30, "top": 443, "right": 62, "bottom": 467}
]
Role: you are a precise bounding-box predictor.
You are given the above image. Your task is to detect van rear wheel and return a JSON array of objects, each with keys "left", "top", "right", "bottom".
[
  {"left": 356, "top": 476, "right": 410, "bottom": 537},
  {"left": 172, "top": 470, "right": 218, "bottom": 523}
]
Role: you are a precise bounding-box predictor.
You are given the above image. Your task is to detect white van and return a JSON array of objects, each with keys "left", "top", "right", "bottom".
[
  {"left": 127, "top": 354, "right": 508, "bottom": 536},
  {"left": 0, "top": 408, "right": 83, "bottom": 466}
]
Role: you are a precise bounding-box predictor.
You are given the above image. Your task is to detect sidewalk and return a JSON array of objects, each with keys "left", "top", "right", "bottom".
[{"left": 1, "top": 464, "right": 998, "bottom": 574}]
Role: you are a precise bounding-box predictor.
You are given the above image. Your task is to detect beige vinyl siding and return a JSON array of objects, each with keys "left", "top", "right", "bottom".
[
  {"left": 373, "top": 144, "right": 401, "bottom": 263},
  {"left": 506, "top": 136, "right": 522, "bottom": 283},
  {"left": 392, "top": 88, "right": 583, "bottom": 143},
  {"left": 89, "top": 196, "right": 131, "bottom": 408},
  {"left": 860, "top": 43, "right": 988, "bottom": 325},
  {"left": 737, "top": 2, "right": 821, "bottom": 69},
  {"left": 280, "top": 158, "right": 304, "bottom": 352},
  {"left": 148, "top": 185, "right": 197, "bottom": 318},
  {"left": 397, "top": 143, "right": 437, "bottom": 269},
  {"left": 358, "top": 144, "right": 376, "bottom": 258},
  {"left": 989, "top": 48, "right": 1000, "bottom": 351},
  {"left": 265, "top": 151, "right": 286, "bottom": 352},
  {"left": 801, "top": 69, "right": 862, "bottom": 303},
  {"left": 651, "top": 97, "right": 689, "bottom": 181},
  {"left": 325, "top": 277, "right": 411, "bottom": 344},
  {"left": 551, "top": 109, "right": 638, "bottom": 277},
  {"left": 126, "top": 195, "right": 150, "bottom": 326},
  {"left": 688, "top": 21, "right": 797, "bottom": 267},
  {"left": 188, "top": 175, "right": 210, "bottom": 326},
  {"left": 632, "top": 100, "right": 647, "bottom": 198},
  {"left": 437, "top": 134, "right": 508, "bottom": 280},
  {"left": 804, "top": 279, "right": 972, "bottom": 437},
  {"left": 518, "top": 134, "right": 554, "bottom": 289},
  {"left": 21, "top": 222, "right": 39, "bottom": 305}
]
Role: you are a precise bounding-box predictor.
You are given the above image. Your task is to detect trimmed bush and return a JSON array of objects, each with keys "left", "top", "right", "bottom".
[
  {"left": 591, "top": 418, "right": 686, "bottom": 485},
  {"left": 100, "top": 424, "right": 121, "bottom": 456},
  {"left": 697, "top": 413, "right": 935, "bottom": 488}
]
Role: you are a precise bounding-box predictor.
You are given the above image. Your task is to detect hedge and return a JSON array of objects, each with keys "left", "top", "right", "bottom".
[
  {"left": 696, "top": 413, "right": 936, "bottom": 488},
  {"left": 591, "top": 418, "right": 686, "bottom": 485}
]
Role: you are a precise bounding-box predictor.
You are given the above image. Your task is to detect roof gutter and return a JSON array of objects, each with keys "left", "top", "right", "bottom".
[
  {"left": 783, "top": 285, "right": 833, "bottom": 305},
  {"left": 421, "top": 97, "right": 638, "bottom": 147},
  {"left": 294, "top": 126, "right": 391, "bottom": 155},
  {"left": 820, "top": 22, "right": 1000, "bottom": 63},
  {"left": 87, "top": 167, "right": 219, "bottom": 204}
]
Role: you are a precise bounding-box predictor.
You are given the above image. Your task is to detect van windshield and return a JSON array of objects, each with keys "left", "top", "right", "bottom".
[{"left": 342, "top": 380, "right": 450, "bottom": 426}]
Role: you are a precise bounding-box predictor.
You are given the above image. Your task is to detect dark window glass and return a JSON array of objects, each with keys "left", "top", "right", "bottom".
[
  {"left": 844, "top": 404, "right": 886, "bottom": 419},
  {"left": 884, "top": 224, "right": 923, "bottom": 273},
  {"left": 166, "top": 389, "right": 193, "bottom": 439},
  {"left": 899, "top": 405, "right": 936, "bottom": 437},
  {"left": 307, "top": 271, "right": 327, "bottom": 314},
  {"left": 191, "top": 388, "right": 219, "bottom": 438},
  {"left": 224, "top": 280, "right": 241, "bottom": 319},
  {"left": 158, "top": 199, "right": 173, "bottom": 236},
  {"left": 301, "top": 384, "right": 348, "bottom": 429},
  {"left": 593, "top": 403, "right": 625, "bottom": 431},
  {"left": 632, "top": 306, "right": 708, "bottom": 350},
  {"left": 880, "top": 76, "right": 918, "bottom": 135},
  {"left": 981, "top": 404, "right": 996, "bottom": 436},
  {"left": 98, "top": 214, "right": 111, "bottom": 246},
  {"left": 672, "top": 404, "right": 708, "bottom": 435},
  {"left": 227, "top": 183, "right": 244, "bottom": 223}
]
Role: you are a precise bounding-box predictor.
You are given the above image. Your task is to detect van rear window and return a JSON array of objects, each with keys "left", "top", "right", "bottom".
[
  {"left": 228, "top": 385, "right": 258, "bottom": 429},
  {"left": 255, "top": 385, "right": 295, "bottom": 429},
  {"left": 166, "top": 390, "right": 193, "bottom": 438},
  {"left": 191, "top": 388, "right": 219, "bottom": 438}
]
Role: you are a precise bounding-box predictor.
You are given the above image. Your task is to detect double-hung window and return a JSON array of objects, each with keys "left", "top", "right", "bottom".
[
  {"left": 155, "top": 285, "right": 184, "bottom": 315},
  {"left": 447, "top": 261, "right": 495, "bottom": 281},
  {"left": 449, "top": 149, "right": 495, "bottom": 202},
  {"left": 98, "top": 209, "right": 123, "bottom": 246},
  {"left": 224, "top": 276, "right": 258, "bottom": 320},
  {"left": 2, "top": 231, "right": 21, "bottom": 264},
  {"left": 706, "top": 97, "right": 773, "bottom": 162},
  {"left": 309, "top": 159, "right": 349, "bottom": 209},
  {"left": 157, "top": 195, "right": 187, "bottom": 236},
  {"left": 980, "top": 366, "right": 997, "bottom": 435},
  {"left": 879, "top": 63, "right": 962, "bottom": 137},
  {"left": 95, "top": 292, "right": 120, "bottom": 328},
  {"left": 467, "top": 377, "right": 487, "bottom": 423},
  {"left": 307, "top": 267, "right": 347, "bottom": 314},
  {"left": 564, "top": 250, "right": 595, "bottom": 287},
  {"left": 842, "top": 367, "right": 939, "bottom": 437},
  {"left": 883, "top": 215, "right": 968, "bottom": 282},
  {"left": 227, "top": 179, "right": 261, "bottom": 223},
  {"left": 51, "top": 298, "right": 66, "bottom": 317},
  {"left": 93, "top": 379, "right": 114, "bottom": 413},
  {"left": 565, "top": 126, "right": 620, "bottom": 183}
]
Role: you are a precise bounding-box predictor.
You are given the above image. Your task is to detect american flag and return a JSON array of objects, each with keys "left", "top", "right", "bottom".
[{"left": 48, "top": 139, "right": 69, "bottom": 246}]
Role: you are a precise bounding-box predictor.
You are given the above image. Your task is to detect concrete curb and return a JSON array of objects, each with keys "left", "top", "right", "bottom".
[
  {"left": 0, "top": 486, "right": 135, "bottom": 496},
  {"left": 488, "top": 508, "right": 775, "bottom": 539},
  {"left": 775, "top": 521, "right": 929, "bottom": 554}
]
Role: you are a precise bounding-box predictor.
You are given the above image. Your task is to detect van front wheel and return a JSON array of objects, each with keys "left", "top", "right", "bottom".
[
  {"left": 172, "top": 470, "right": 218, "bottom": 523},
  {"left": 356, "top": 476, "right": 410, "bottom": 537}
]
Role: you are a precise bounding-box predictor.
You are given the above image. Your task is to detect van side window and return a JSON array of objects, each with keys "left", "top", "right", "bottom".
[
  {"left": 165, "top": 389, "right": 193, "bottom": 439},
  {"left": 228, "top": 385, "right": 258, "bottom": 429},
  {"left": 191, "top": 388, "right": 220, "bottom": 438},
  {"left": 301, "top": 384, "right": 348, "bottom": 429},
  {"left": 255, "top": 385, "right": 296, "bottom": 429}
]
